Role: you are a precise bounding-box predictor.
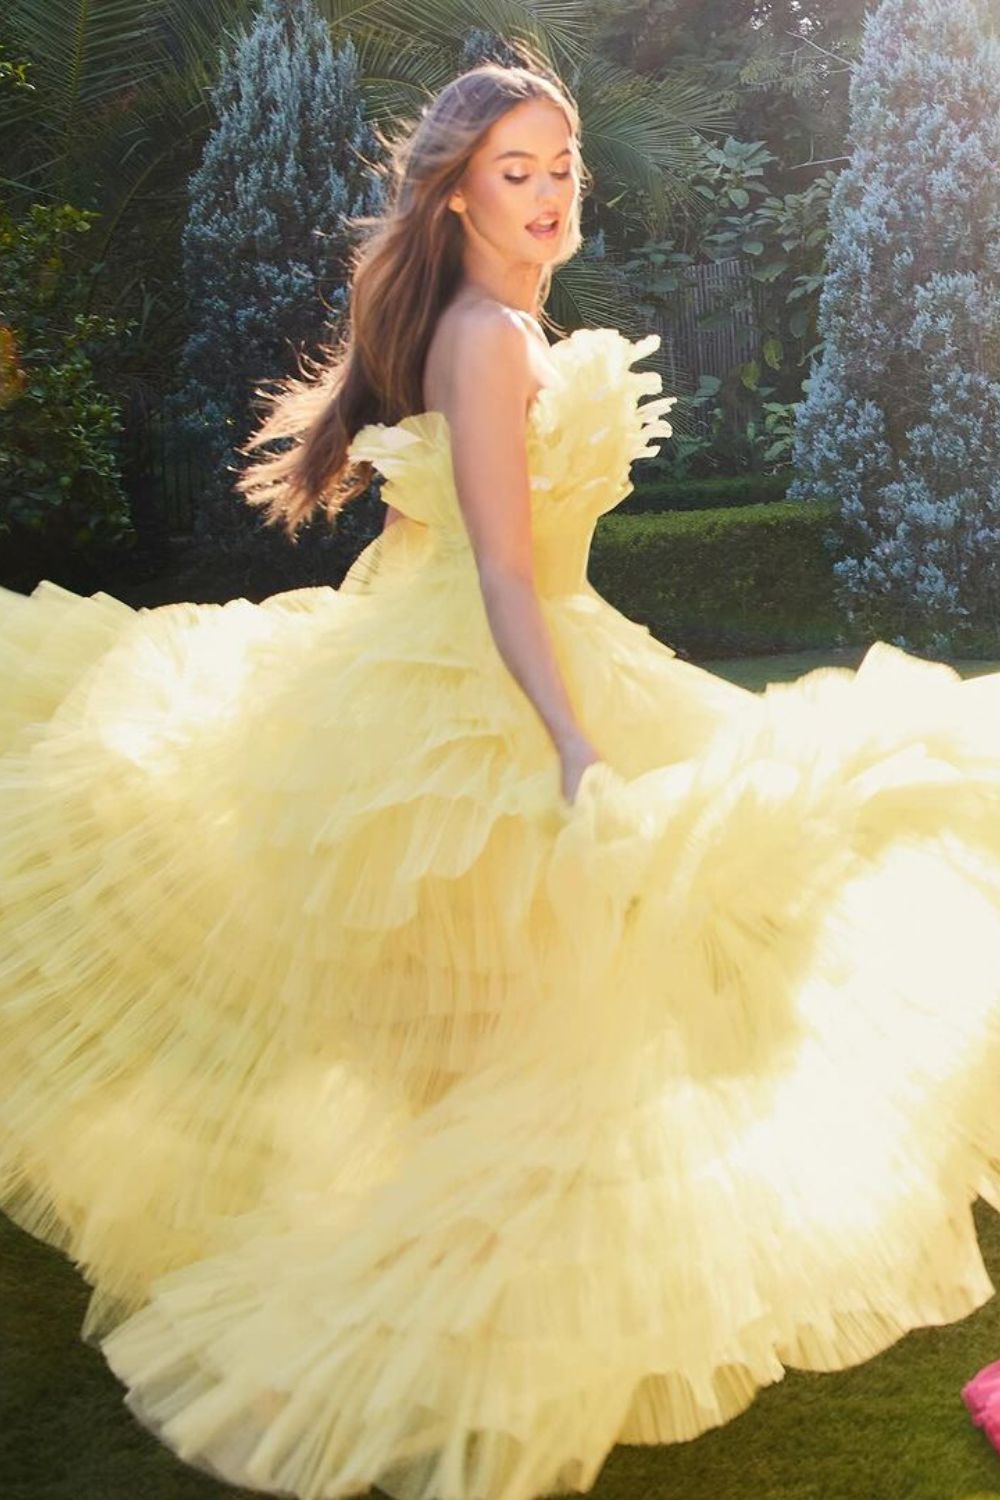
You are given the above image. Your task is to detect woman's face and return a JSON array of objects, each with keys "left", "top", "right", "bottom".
[{"left": 447, "top": 98, "right": 579, "bottom": 265}]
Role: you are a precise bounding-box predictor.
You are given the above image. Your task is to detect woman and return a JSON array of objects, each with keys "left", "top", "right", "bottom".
[{"left": 4, "top": 54, "right": 1000, "bottom": 1500}]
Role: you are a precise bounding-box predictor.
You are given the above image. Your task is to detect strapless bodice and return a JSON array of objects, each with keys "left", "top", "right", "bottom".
[{"left": 345, "top": 327, "right": 676, "bottom": 596}]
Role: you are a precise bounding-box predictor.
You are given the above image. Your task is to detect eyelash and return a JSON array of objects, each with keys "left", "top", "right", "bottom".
[{"left": 504, "top": 171, "right": 573, "bottom": 184}]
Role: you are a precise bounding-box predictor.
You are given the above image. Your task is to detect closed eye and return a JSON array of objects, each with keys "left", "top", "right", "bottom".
[{"left": 504, "top": 171, "right": 573, "bottom": 184}]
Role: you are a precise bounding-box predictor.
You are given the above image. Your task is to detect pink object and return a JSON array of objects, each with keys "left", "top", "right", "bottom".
[{"left": 962, "top": 1361, "right": 1000, "bottom": 1451}]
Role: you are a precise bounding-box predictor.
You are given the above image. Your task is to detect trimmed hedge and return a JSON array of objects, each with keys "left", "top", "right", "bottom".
[
  {"left": 588, "top": 498, "right": 857, "bottom": 658},
  {"left": 622, "top": 471, "right": 792, "bottom": 514}
]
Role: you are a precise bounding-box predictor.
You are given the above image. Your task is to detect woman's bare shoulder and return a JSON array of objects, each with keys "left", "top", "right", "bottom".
[
  {"left": 423, "top": 300, "right": 548, "bottom": 414},
  {"left": 426, "top": 297, "right": 524, "bottom": 371}
]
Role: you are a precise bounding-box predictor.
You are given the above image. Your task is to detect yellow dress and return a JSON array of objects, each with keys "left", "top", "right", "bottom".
[{"left": 5, "top": 326, "right": 1000, "bottom": 1500}]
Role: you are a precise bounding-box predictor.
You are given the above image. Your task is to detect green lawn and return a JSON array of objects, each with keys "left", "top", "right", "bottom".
[
  {"left": 701, "top": 644, "right": 1000, "bottom": 692},
  {"left": 4, "top": 1204, "right": 1000, "bottom": 1500},
  {"left": 4, "top": 645, "right": 1000, "bottom": 1500}
]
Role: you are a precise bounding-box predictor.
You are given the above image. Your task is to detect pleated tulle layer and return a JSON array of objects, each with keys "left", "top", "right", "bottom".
[
  {"left": 0, "top": 564, "right": 746, "bottom": 1337},
  {"left": 7, "top": 569, "right": 1000, "bottom": 1497},
  {"left": 7, "top": 326, "right": 1000, "bottom": 1498},
  {"left": 92, "top": 636, "right": 1000, "bottom": 1500}
]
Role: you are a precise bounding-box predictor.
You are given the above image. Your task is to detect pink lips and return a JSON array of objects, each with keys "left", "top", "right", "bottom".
[{"left": 526, "top": 216, "right": 559, "bottom": 238}]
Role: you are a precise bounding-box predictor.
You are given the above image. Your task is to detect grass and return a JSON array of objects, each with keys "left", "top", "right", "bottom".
[
  {"left": 4, "top": 644, "right": 1000, "bottom": 1500},
  {"left": 3, "top": 1204, "right": 1000, "bottom": 1500},
  {"left": 700, "top": 644, "right": 1000, "bottom": 692}
]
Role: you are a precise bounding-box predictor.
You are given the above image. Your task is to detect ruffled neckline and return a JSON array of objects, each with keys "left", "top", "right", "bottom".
[{"left": 351, "top": 326, "right": 660, "bottom": 453}]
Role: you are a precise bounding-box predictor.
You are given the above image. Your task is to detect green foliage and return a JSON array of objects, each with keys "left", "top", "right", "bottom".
[
  {"left": 629, "top": 133, "right": 836, "bottom": 363},
  {"left": 584, "top": 0, "right": 868, "bottom": 485},
  {"left": 0, "top": 201, "right": 134, "bottom": 558},
  {"left": 588, "top": 0, "right": 868, "bottom": 179},
  {"left": 692, "top": 135, "right": 775, "bottom": 221},
  {"left": 0, "top": 0, "right": 737, "bottom": 395},
  {"left": 622, "top": 134, "right": 838, "bottom": 479},
  {"left": 704, "top": 163, "right": 836, "bottom": 375},
  {"left": 630, "top": 376, "right": 805, "bottom": 486},
  {"left": 589, "top": 496, "right": 855, "bottom": 657},
  {"left": 624, "top": 471, "right": 791, "bottom": 513},
  {"left": 176, "top": 2, "right": 388, "bottom": 545},
  {"left": 0, "top": 39, "right": 34, "bottom": 94},
  {"left": 789, "top": 0, "right": 1000, "bottom": 658}
]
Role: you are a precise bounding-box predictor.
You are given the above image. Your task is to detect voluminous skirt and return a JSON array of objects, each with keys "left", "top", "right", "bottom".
[
  {"left": 4, "top": 566, "right": 1000, "bottom": 1498},
  {"left": 6, "top": 325, "right": 1000, "bottom": 1498}
]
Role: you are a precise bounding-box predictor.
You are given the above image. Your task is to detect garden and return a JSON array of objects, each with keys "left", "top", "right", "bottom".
[
  {"left": 5, "top": 1, "right": 1000, "bottom": 1496},
  {"left": 4, "top": 0, "right": 1000, "bottom": 665}
]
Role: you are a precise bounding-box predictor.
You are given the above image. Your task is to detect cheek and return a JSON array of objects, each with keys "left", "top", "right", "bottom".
[
  {"left": 482, "top": 181, "right": 523, "bottom": 236},
  {"left": 461, "top": 177, "right": 514, "bottom": 240}
]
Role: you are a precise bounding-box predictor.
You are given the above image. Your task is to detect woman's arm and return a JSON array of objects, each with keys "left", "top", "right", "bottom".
[{"left": 442, "top": 307, "right": 592, "bottom": 762}]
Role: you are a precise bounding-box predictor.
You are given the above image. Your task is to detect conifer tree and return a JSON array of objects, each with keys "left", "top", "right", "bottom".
[
  {"left": 175, "top": 0, "right": 384, "bottom": 546},
  {"left": 788, "top": 0, "right": 1000, "bottom": 654}
]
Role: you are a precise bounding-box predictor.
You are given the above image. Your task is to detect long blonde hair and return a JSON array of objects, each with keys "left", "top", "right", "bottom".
[{"left": 233, "top": 50, "right": 589, "bottom": 541}]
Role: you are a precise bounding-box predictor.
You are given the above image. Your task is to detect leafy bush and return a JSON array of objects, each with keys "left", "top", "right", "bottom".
[
  {"left": 0, "top": 201, "right": 134, "bottom": 581},
  {"left": 624, "top": 134, "right": 837, "bottom": 479},
  {"left": 623, "top": 471, "right": 790, "bottom": 513}
]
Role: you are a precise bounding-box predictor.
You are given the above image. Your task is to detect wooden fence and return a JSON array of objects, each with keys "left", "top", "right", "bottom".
[{"left": 648, "top": 256, "right": 761, "bottom": 438}]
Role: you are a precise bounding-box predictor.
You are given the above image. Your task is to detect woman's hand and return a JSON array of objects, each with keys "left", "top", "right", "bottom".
[{"left": 558, "top": 733, "right": 603, "bottom": 807}]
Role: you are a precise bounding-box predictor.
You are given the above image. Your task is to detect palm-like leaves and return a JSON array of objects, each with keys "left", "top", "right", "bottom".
[
  {"left": 574, "top": 54, "right": 732, "bottom": 225},
  {"left": 1, "top": 0, "right": 735, "bottom": 353},
  {"left": 1, "top": 0, "right": 169, "bottom": 186}
]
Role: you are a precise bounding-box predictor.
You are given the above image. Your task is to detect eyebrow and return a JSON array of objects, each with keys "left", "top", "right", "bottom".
[{"left": 491, "top": 147, "right": 573, "bottom": 162}]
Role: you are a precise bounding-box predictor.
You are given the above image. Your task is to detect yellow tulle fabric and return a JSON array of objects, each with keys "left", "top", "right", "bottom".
[{"left": 5, "top": 327, "right": 1000, "bottom": 1499}]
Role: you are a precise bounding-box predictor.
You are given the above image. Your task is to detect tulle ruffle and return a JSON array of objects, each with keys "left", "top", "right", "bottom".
[
  {"left": 6, "top": 328, "right": 1000, "bottom": 1499},
  {"left": 346, "top": 327, "right": 676, "bottom": 537},
  {"left": 93, "top": 636, "right": 1000, "bottom": 1498},
  {"left": 0, "top": 557, "right": 743, "bottom": 1343},
  {"left": 97, "top": 636, "right": 1000, "bottom": 1496}
]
